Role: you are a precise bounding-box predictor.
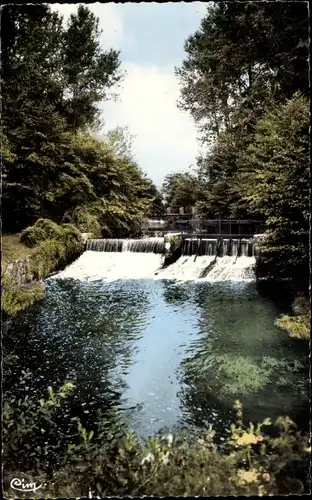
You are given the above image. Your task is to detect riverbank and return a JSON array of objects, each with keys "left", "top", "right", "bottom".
[
  {"left": 275, "top": 297, "right": 310, "bottom": 341},
  {"left": 3, "top": 277, "right": 310, "bottom": 497},
  {"left": 1, "top": 220, "right": 85, "bottom": 317}
]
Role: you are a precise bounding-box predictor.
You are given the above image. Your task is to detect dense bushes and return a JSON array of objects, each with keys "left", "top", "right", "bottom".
[
  {"left": 1, "top": 274, "right": 44, "bottom": 317},
  {"left": 1, "top": 220, "right": 83, "bottom": 316},
  {"left": 239, "top": 94, "right": 309, "bottom": 291},
  {"left": 3, "top": 384, "right": 310, "bottom": 497},
  {"left": 21, "top": 218, "right": 63, "bottom": 247},
  {"left": 68, "top": 206, "right": 102, "bottom": 238},
  {"left": 275, "top": 297, "right": 310, "bottom": 340},
  {"left": 22, "top": 219, "right": 84, "bottom": 280}
]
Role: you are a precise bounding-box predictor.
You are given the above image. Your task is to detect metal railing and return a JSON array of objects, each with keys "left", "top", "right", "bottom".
[{"left": 144, "top": 217, "right": 264, "bottom": 237}]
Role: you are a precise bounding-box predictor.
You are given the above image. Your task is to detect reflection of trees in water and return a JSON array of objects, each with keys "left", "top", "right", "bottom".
[
  {"left": 4, "top": 278, "right": 151, "bottom": 437},
  {"left": 160, "top": 281, "right": 191, "bottom": 306},
  {"left": 255, "top": 280, "right": 294, "bottom": 314},
  {"left": 177, "top": 282, "right": 309, "bottom": 434}
]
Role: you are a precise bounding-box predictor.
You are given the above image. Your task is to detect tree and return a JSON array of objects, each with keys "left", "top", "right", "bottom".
[
  {"left": 176, "top": 2, "right": 309, "bottom": 144},
  {"left": 162, "top": 172, "right": 204, "bottom": 209},
  {"left": 101, "top": 126, "right": 136, "bottom": 162},
  {"left": 60, "top": 5, "right": 123, "bottom": 132},
  {"left": 1, "top": 4, "right": 124, "bottom": 232},
  {"left": 57, "top": 132, "right": 161, "bottom": 237},
  {"left": 237, "top": 94, "right": 309, "bottom": 289}
]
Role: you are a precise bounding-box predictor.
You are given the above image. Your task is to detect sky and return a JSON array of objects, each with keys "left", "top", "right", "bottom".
[{"left": 53, "top": 2, "right": 209, "bottom": 187}]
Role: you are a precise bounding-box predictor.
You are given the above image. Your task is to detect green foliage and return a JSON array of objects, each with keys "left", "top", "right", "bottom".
[
  {"left": 238, "top": 94, "right": 309, "bottom": 287},
  {"left": 275, "top": 297, "right": 310, "bottom": 341},
  {"left": 3, "top": 379, "right": 76, "bottom": 473},
  {"left": 66, "top": 206, "right": 101, "bottom": 237},
  {"left": 3, "top": 389, "right": 310, "bottom": 497},
  {"left": 21, "top": 219, "right": 63, "bottom": 247},
  {"left": 101, "top": 126, "right": 135, "bottom": 162},
  {"left": 2, "top": 234, "right": 38, "bottom": 264},
  {"left": 215, "top": 355, "right": 276, "bottom": 397},
  {"left": 176, "top": 3, "right": 309, "bottom": 289},
  {"left": 28, "top": 223, "right": 83, "bottom": 280},
  {"left": 2, "top": 221, "right": 83, "bottom": 317},
  {"left": 162, "top": 171, "right": 204, "bottom": 209},
  {"left": 61, "top": 5, "right": 123, "bottom": 131},
  {"left": 1, "top": 4, "right": 158, "bottom": 235},
  {"left": 275, "top": 316, "right": 310, "bottom": 341},
  {"left": 1, "top": 273, "right": 44, "bottom": 317},
  {"left": 176, "top": 2, "right": 308, "bottom": 142},
  {"left": 59, "top": 132, "right": 159, "bottom": 236},
  {"left": 212, "top": 355, "right": 306, "bottom": 399}
]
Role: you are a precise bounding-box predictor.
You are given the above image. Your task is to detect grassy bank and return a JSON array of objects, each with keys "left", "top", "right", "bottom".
[
  {"left": 1, "top": 219, "right": 84, "bottom": 316},
  {"left": 2, "top": 233, "right": 37, "bottom": 264},
  {"left": 275, "top": 297, "right": 310, "bottom": 341}
]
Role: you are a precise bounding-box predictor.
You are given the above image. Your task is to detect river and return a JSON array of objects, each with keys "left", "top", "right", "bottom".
[{"left": 4, "top": 253, "right": 309, "bottom": 445}]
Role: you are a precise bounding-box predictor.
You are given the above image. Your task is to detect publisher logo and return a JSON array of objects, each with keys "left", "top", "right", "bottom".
[{"left": 10, "top": 478, "right": 42, "bottom": 493}]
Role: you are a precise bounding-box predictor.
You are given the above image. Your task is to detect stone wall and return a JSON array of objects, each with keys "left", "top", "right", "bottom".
[
  {"left": 5, "top": 257, "right": 34, "bottom": 285},
  {"left": 4, "top": 232, "right": 88, "bottom": 286}
]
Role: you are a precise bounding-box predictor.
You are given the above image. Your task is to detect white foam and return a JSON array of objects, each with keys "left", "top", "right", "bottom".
[
  {"left": 199, "top": 256, "right": 255, "bottom": 282},
  {"left": 155, "top": 255, "right": 216, "bottom": 282},
  {"left": 51, "top": 251, "right": 164, "bottom": 282},
  {"left": 50, "top": 252, "right": 255, "bottom": 283}
]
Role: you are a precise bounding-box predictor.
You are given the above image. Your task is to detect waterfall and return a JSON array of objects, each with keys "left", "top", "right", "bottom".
[
  {"left": 52, "top": 251, "right": 165, "bottom": 282},
  {"left": 52, "top": 237, "right": 255, "bottom": 283},
  {"left": 86, "top": 237, "right": 165, "bottom": 254},
  {"left": 156, "top": 237, "right": 255, "bottom": 282},
  {"left": 182, "top": 238, "right": 254, "bottom": 257}
]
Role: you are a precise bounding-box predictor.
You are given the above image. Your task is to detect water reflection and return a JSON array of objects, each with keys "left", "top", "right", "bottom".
[
  {"left": 4, "top": 279, "right": 151, "bottom": 438},
  {"left": 4, "top": 278, "right": 309, "bottom": 444},
  {"left": 161, "top": 280, "right": 191, "bottom": 306},
  {"left": 178, "top": 282, "right": 309, "bottom": 433}
]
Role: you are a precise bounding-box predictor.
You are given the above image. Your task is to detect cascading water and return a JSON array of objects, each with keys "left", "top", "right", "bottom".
[
  {"left": 53, "top": 237, "right": 165, "bottom": 282},
  {"left": 156, "top": 237, "right": 255, "bottom": 282},
  {"left": 181, "top": 238, "right": 254, "bottom": 258},
  {"left": 87, "top": 237, "right": 165, "bottom": 253},
  {"left": 51, "top": 236, "right": 256, "bottom": 283}
]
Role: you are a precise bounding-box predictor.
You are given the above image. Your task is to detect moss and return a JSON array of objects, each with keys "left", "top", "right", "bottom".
[
  {"left": 275, "top": 315, "right": 310, "bottom": 340},
  {"left": 1, "top": 272, "right": 44, "bottom": 316},
  {"left": 275, "top": 296, "right": 310, "bottom": 340}
]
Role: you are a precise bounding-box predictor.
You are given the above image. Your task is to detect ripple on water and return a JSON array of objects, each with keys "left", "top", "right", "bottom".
[{"left": 4, "top": 277, "right": 309, "bottom": 440}]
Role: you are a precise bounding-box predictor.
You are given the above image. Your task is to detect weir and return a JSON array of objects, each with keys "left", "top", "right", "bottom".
[
  {"left": 181, "top": 238, "right": 255, "bottom": 257},
  {"left": 54, "top": 235, "right": 256, "bottom": 283},
  {"left": 86, "top": 237, "right": 165, "bottom": 254}
]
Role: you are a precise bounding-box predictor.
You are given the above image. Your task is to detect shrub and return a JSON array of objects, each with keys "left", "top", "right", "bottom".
[
  {"left": 275, "top": 296, "right": 310, "bottom": 340},
  {"left": 1, "top": 272, "right": 44, "bottom": 316},
  {"left": 3, "top": 221, "right": 83, "bottom": 315},
  {"left": 20, "top": 219, "right": 62, "bottom": 247},
  {"left": 2, "top": 390, "right": 310, "bottom": 497},
  {"left": 29, "top": 229, "right": 83, "bottom": 280},
  {"left": 165, "top": 234, "right": 182, "bottom": 252}
]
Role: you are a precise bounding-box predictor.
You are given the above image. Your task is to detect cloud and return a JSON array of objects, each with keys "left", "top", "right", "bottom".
[
  {"left": 52, "top": 3, "right": 202, "bottom": 186},
  {"left": 52, "top": 3, "right": 132, "bottom": 51},
  {"left": 100, "top": 62, "right": 199, "bottom": 185}
]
